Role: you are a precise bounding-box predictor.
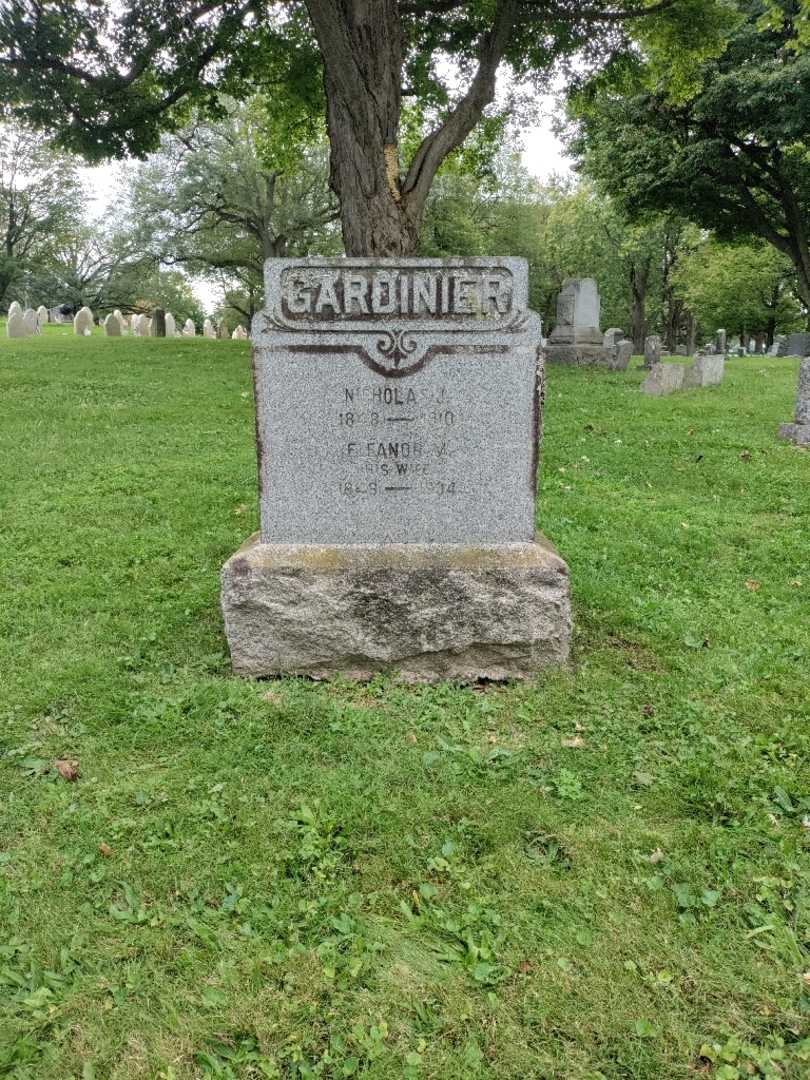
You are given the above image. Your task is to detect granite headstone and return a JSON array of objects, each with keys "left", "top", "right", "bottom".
[
  {"left": 778, "top": 359, "right": 810, "bottom": 446},
  {"left": 221, "top": 256, "right": 572, "bottom": 682}
]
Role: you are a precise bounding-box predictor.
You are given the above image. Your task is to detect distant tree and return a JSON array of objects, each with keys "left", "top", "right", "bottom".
[
  {"left": 672, "top": 240, "right": 803, "bottom": 344},
  {"left": 0, "top": 124, "right": 84, "bottom": 309},
  {"left": 125, "top": 100, "right": 340, "bottom": 285},
  {"left": 0, "top": 0, "right": 736, "bottom": 256},
  {"left": 568, "top": 0, "right": 810, "bottom": 324}
]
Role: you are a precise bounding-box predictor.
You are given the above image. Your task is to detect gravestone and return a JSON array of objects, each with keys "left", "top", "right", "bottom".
[
  {"left": 137, "top": 313, "right": 151, "bottom": 337},
  {"left": 778, "top": 359, "right": 810, "bottom": 446},
  {"left": 152, "top": 308, "right": 166, "bottom": 338},
  {"left": 643, "top": 334, "right": 662, "bottom": 370},
  {"left": 716, "top": 329, "right": 727, "bottom": 355},
  {"left": 129, "top": 314, "right": 140, "bottom": 335},
  {"left": 546, "top": 278, "right": 612, "bottom": 367},
  {"left": 203, "top": 318, "right": 217, "bottom": 339},
  {"left": 684, "top": 355, "right": 725, "bottom": 388},
  {"left": 22, "top": 308, "right": 39, "bottom": 335},
  {"left": 786, "top": 332, "right": 810, "bottom": 357},
  {"left": 221, "top": 256, "right": 572, "bottom": 682},
  {"left": 182, "top": 319, "right": 196, "bottom": 337},
  {"left": 103, "top": 313, "right": 122, "bottom": 336},
  {"left": 36, "top": 305, "right": 49, "bottom": 329},
  {"left": 611, "top": 340, "right": 633, "bottom": 371},
  {"left": 8, "top": 300, "right": 22, "bottom": 319},
  {"left": 74, "top": 306, "right": 94, "bottom": 336},
  {"left": 603, "top": 327, "right": 624, "bottom": 349},
  {"left": 165, "top": 312, "right": 177, "bottom": 338},
  {"left": 6, "top": 310, "right": 30, "bottom": 337},
  {"left": 231, "top": 325, "right": 248, "bottom": 340},
  {"left": 640, "top": 362, "right": 685, "bottom": 397},
  {"left": 219, "top": 322, "right": 230, "bottom": 340}
]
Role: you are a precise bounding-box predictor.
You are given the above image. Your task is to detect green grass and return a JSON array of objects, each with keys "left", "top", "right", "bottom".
[{"left": 1, "top": 328, "right": 808, "bottom": 1079}]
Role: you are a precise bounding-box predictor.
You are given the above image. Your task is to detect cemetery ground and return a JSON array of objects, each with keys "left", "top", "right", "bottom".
[{"left": 1, "top": 328, "right": 808, "bottom": 1080}]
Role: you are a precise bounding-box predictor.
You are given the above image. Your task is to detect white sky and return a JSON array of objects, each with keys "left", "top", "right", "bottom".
[{"left": 79, "top": 116, "right": 571, "bottom": 313}]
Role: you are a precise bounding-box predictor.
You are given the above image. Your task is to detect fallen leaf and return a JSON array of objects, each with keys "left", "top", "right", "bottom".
[
  {"left": 99, "top": 842, "right": 113, "bottom": 857},
  {"left": 643, "top": 704, "right": 655, "bottom": 718},
  {"left": 518, "top": 960, "right": 532, "bottom": 974},
  {"left": 740, "top": 450, "right": 752, "bottom": 462},
  {"left": 561, "top": 736, "right": 585, "bottom": 749},
  {"left": 406, "top": 732, "right": 417, "bottom": 745},
  {"left": 650, "top": 848, "right": 665, "bottom": 865},
  {"left": 745, "top": 579, "right": 761, "bottom": 592},
  {"left": 574, "top": 721, "right": 585, "bottom": 732},
  {"left": 687, "top": 428, "right": 695, "bottom": 436},
  {"left": 791, "top": 579, "right": 802, "bottom": 588},
  {"left": 54, "top": 759, "right": 79, "bottom": 782}
]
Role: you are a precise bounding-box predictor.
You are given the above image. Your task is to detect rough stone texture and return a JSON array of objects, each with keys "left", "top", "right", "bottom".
[
  {"left": 73, "top": 306, "right": 94, "bottom": 336},
  {"left": 232, "top": 325, "right": 248, "bottom": 339},
  {"left": 643, "top": 334, "right": 662, "bottom": 369},
  {"left": 253, "top": 257, "right": 541, "bottom": 545},
  {"left": 165, "top": 312, "right": 177, "bottom": 337},
  {"left": 182, "top": 318, "right": 196, "bottom": 336},
  {"left": 614, "top": 340, "right": 634, "bottom": 371},
  {"left": 778, "top": 359, "right": 810, "bottom": 446},
  {"left": 549, "top": 278, "right": 602, "bottom": 346},
  {"left": 716, "top": 329, "right": 727, "bottom": 354},
  {"left": 36, "top": 305, "right": 48, "bottom": 329},
  {"left": 8, "top": 301, "right": 22, "bottom": 319},
  {"left": 103, "top": 313, "right": 121, "bottom": 336},
  {"left": 6, "top": 310, "right": 29, "bottom": 337},
  {"left": 684, "top": 355, "right": 725, "bottom": 388},
  {"left": 786, "top": 332, "right": 810, "bottom": 357},
  {"left": 222, "top": 532, "right": 571, "bottom": 682},
  {"left": 603, "top": 327, "right": 624, "bottom": 348},
  {"left": 203, "top": 318, "right": 217, "bottom": 338},
  {"left": 640, "top": 362, "right": 685, "bottom": 396}
]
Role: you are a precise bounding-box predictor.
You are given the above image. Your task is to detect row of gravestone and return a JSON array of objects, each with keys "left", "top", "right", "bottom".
[
  {"left": 5, "top": 301, "right": 50, "bottom": 337},
  {"left": 5, "top": 301, "right": 249, "bottom": 340}
]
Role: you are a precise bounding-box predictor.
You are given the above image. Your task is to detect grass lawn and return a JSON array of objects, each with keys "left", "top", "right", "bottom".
[{"left": 1, "top": 327, "right": 808, "bottom": 1079}]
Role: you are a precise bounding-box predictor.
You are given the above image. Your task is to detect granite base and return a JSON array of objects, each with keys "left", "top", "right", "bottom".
[
  {"left": 221, "top": 533, "right": 572, "bottom": 683},
  {"left": 778, "top": 423, "right": 810, "bottom": 446},
  {"left": 545, "top": 344, "right": 618, "bottom": 369}
]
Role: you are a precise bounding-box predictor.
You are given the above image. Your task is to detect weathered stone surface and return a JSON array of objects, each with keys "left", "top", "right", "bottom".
[
  {"left": 203, "top": 318, "right": 216, "bottom": 338},
  {"left": 165, "top": 312, "right": 177, "bottom": 337},
  {"left": 640, "top": 362, "right": 685, "bottom": 396},
  {"left": 603, "top": 327, "right": 624, "bottom": 349},
  {"left": 182, "top": 318, "right": 196, "bottom": 336},
  {"left": 786, "top": 332, "right": 810, "bottom": 357},
  {"left": 778, "top": 359, "right": 810, "bottom": 445},
  {"left": 716, "top": 329, "right": 727, "bottom": 354},
  {"left": 7, "top": 301, "right": 22, "bottom": 319},
  {"left": 253, "top": 257, "right": 541, "bottom": 545},
  {"left": 613, "top": 340, "right": 634, "bottom": 371},
  {"left": 549, "top": 278, "right": 602, "bottom": 347},
  {"left": 222, "top": 532, "right": 571, "bottom": 682},
  {"left": 643, "top": 334, "right": 662, "bottom": 369},
  {"left": 103, "top": 313, "right": 122, "bottom": 336},
  {"left": 6, "top": 310, "right": 30, "bottom": 337},
  {"left": 36, "top": 304, "right": 49, "bottom": 329},
  {"left": 684, "top": 355, "right": 725, "bottom": 388},
  {"left": 22, "top": 308, "right": 39, "bottom": 334},
  {"left": 73, "top": 306, "right": 94, "bottom": 336},
  {"left": 232, "top": 325, "right": 248, "bottom": 340}
]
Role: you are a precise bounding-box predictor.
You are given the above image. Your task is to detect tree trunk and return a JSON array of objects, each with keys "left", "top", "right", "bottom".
[
  {"left": 305, "top": 0, "right": 515, "bottom": 257},
  {"left": 630, "top": 261, "right": 649, "bottom": 353}
]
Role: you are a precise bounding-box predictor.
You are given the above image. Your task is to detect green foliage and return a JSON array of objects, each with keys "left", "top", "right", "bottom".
[
  {"left": 0, "top": 329, "right": 809, "bottom": 1076},
  {"left": 673, "top": 240, "right": 804, "bottom": 337},
  {"left": 568, "top": 0, "right": 810, "bottom": 312}
]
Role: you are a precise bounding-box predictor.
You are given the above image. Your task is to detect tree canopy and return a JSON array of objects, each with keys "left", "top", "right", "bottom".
[
  {"left": 0, "top": 0, "right": 737, "bottom": 255},
  {"left": 567, "top": 0, "right": 810, "bottom": 321}
]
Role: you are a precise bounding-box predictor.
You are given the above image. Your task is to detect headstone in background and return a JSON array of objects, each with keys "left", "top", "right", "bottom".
[
  {"left": 610, "top": 340, "right": 634, "bottom": 371},
  {"left": 129, "top": 314, "right": 140, "bottom": 335},
  {"left": 716, "top": 329, "right": 727, "bottom": 354},
  {"left": 546, "top": 277, "right": 612, "bottom": 367},
  {"left": 786, "top": 332, "right": 810, "bottom": 357},
  {"left": 137, "top": 313, "right": 152, "bottom": 337},
  {"left": 151, "top": 308, "right": 166, "bottom": 338},
  {"left": 203, "top": 318, "right": 217, "bottom": 339},
  {"left": 778, "top": 359, "right": 810, "bottom": 446},
  {"left": 112, "top": 309, "right": 127, "bottom": 334},
  {"left": 231, "top": 325, "right": 248, "bottom": 340},
  {"left": 6, "top": 310, "right": 30, "bottom": 338},
  {"left": 73, "top": 306, "right": 94, "bottom": 336},
  {"left": 103, "top": 313, "right": 122, "bottom": 336},
  {"left": 165, "top": 312, "right": 177, "bottom": 337},
  {"left": 7, "top": 301, "right": 22, "bottom": 319},
  {"left": 643, "top": 334, "right": 662, "bottom": 370},
  {"left": 182, "top": 319, "right": 196, "bottom": 336},
  {"left": 36, "top": 305, "right": 49, "bottom": 329},
  {"left": 684, "top": 355, "right": 725, "bottom": 388},
  {"left": 603, "top": 327, "right": 624, "bottom": 349},
  {"left": 22, "top": 308, "right": 39, "bottom": 334},
  {"left": 219, "top": 322, "right": 230, "bottom": 340},
  {"left": 640, "top": 362, "right": 685, "bottom": 396},
  {"left": 221, "top": 256, "right": 572, "bottom": 682}
]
